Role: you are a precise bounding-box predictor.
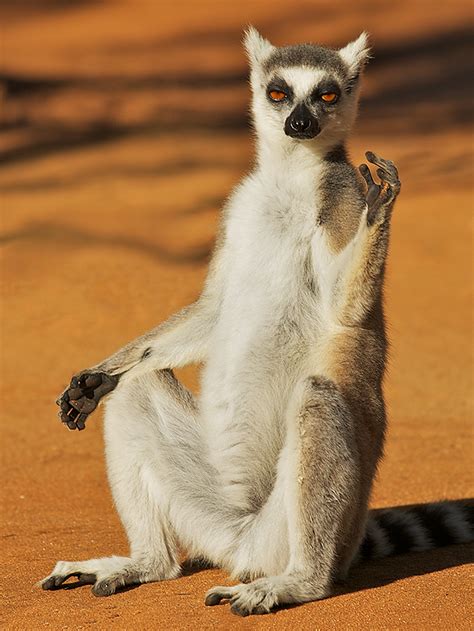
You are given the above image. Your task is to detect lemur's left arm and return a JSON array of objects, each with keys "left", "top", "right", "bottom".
[
  {"left": 337, "top": 151, "right": 400, "bottom": 326},
  {"left": 316, "top": 152, "right": 400, "bottom": 328}
]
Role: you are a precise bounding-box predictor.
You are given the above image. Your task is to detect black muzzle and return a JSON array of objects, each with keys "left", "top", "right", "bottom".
[{"left": 284, "top": 103, "right": 320, "bottom": 140}]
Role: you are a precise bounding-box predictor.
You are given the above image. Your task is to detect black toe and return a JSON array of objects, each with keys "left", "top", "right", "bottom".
[{"left": 205, "top": 592, "right": 222, "bottom": 606}]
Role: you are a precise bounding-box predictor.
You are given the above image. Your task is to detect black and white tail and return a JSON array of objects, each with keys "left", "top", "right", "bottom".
[{"left": 357, "top": 499, "right": 474, "bottom": 562}]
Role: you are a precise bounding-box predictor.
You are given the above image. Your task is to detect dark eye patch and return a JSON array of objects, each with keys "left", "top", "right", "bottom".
[
  {"left": 311, "top": 80, "right": 341, "bottom": 103},
  {"left": 266, "top": 77, "right": 293, "bottom": 103}
]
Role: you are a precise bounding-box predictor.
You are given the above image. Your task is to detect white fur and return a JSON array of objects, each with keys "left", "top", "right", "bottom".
[
  {"left": 280, "top": 66, "right": 328, "bottom": 99},
  {"left": 338, "top": 32, "right": 370, "bottom": 78},
  {"left": 244, "top": 26, "right": 274, "bottom": 65},
  {"left": 201, "top": 156, "right": 321, "bottom": 504}
]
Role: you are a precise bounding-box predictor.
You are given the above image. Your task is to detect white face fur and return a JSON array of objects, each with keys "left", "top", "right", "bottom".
[{"left": 244, "top": 27, "right": 371, "bottom": 152}]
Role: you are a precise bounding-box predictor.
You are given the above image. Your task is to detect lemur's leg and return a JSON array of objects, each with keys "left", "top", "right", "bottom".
[
  {"left": 42, "top": 370, "right": 247, "bottom": 596},
  {"left": 206, "top": 376, "right": 361, "bottom": 616},
  {"left": 337, "top": 152, "right": 400, "bottom": 326},
  {"left": 57, "top": 297, "right": 218, "bottom": 430}
]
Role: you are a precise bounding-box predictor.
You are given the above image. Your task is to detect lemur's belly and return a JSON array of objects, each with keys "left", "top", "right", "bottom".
[{"left": 200, "top": 234, "right": 318, "bottom": 510}]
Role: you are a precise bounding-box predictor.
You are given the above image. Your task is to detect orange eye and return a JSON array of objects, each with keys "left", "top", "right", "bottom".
[
  {"left": 321, "top": 93, "right": 338, "bottom": 103},
  {"left": 269, "top": 90, "right": 287, "bottom": 102}
]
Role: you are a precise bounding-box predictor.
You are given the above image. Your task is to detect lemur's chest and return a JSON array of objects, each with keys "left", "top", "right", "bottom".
[
  {"left": 215, "top": 181, "right": 324, "bottom": 366},
  {"left": 226, "top": 213, "right": 310, "bottom": 323},
  {"left": 229, "top": 221, "right": 308, "bottom": 308},
  {"left": 230, "top": 170, "right": 327, "bottom": 299}
]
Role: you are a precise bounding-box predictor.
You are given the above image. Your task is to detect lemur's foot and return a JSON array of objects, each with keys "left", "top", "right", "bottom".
[
  {"left": 205, "top": 581, "right": 280, "bottom": 616},
  {"left": 57, "top": 372, "right": 119, "bottom": 430},
  {"left": 40, "top": 556, "right": 179, "bottom": 596},
  {"left": 359, "top": 151, "right": 400, "bottom": 225}
]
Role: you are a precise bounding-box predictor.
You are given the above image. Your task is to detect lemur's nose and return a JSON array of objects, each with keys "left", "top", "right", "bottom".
[
  {"left": 290, "top": 115, "right": 311, "bottom": 132},
  {"left": 284, "top": 102, "right": 320, "bottom": 139}
]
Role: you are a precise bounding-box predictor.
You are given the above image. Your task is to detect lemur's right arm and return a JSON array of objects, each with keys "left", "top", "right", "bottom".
[
  {"left": 58, "top": 235, "right": 227, "bottom": 430},
  {"left": 95, "top": 299, "right": 216, "bottom": 377}
]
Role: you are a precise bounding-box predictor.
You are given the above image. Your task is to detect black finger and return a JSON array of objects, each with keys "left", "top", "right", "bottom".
[
  {"left": 230, "top": 603, "right": 250, "bottom": 617},
  {"left": 77, "top": 573, "right": 96, "bottom": 584},
  {"left": 94, "top": 375, "right": 118, "bottom": 401},
  {"left": 366, "top": 152, "right": 398, "bottom": 180},
  {"left": 365, "top": 150, "right": 381, "bottom": 165},
  {"left": 75, "top": 414, "right": 88, "bottom": 430},
  {"left": 59, "top": 406, "right": 72, "bottom": 423},
  {"left": 42, "top": 575, "right": 67, "bottom": 590},
  {"left": 376, "top": 168, "right": 399, "bottom": 192},
  {"left": 69, "top": 397, "right": 97, "bottom": 415},
  {"left": 380, "top": 165, "right": 399, "bottom": 183},
  {"left": 359, "top": 163, "right": 375, "bottom": 188},
  {"left": 80, "top": 374, "right": 102, "bottom": 390},
  {"left": 67, "top": 387, "right": 83, "bottom": 400},
  {"left": 81, "top": 398, "right": 97, "bottom": 414},
  {"left": 205, "top": 593, "right": 224, "bottom": 606},
  {"left": 66, "top": 405, "right": 79, "bottom": 421},
  {"left": 56, "top": 389, "right": 70, "bottom": 406},
  {"left": 59, "top": 407, "right": 83, "bottom": 426},
  {"left": 389, "top": 163, "right": 399, "bottom": 180},
  {"left": 67, "top": 398, "right": 81, "bottom": 413},
  {"left": 367, "top": 152, "right": 393, "bottom": 174},
  {"left": 376, "top": 167, "right": 392, "bottom": 182},
  {"left": 376, "top": 156, "right": 397, "bottom": 173}
]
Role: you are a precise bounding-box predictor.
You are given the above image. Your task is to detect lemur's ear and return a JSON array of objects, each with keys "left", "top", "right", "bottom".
[
  {"left": 338, "top": 32, "right": 371, "bottom": 78},
  {"left": 243, "top": 26, "right": 274, "bottom": 66}
]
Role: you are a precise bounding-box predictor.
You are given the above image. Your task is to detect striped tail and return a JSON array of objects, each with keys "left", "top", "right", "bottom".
[{"left": 357, "top": 499, "right": 474, "bottom": 562}]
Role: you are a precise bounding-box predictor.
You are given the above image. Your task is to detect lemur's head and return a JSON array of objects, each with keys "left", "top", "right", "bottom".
[{"left": 244, "top": 27, "right": 370, "bottom": 151}]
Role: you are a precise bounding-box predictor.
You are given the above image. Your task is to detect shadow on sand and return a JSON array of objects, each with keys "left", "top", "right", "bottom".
[{"left": 0, "top": 221, "right": 214, "bottom": 265}]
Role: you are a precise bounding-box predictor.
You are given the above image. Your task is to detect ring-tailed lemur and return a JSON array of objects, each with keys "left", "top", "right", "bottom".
[{"left": 40, "top": 28, "right": 473, "bottom": 616}]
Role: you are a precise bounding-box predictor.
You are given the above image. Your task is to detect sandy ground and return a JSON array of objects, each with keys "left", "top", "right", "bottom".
[{"left": 1, "top": 1, "right": 473, "bottom": 629}]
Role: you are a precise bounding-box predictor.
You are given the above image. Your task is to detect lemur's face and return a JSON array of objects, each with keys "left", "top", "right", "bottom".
[
  {"left": 245, "top": 29, "right": 370, "bottom": 147},
  {"left": 263, "top": 65, "right": 346, "bottom": 141}
]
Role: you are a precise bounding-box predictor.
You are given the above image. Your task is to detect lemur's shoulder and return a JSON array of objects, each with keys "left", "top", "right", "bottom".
[{"left": 318, "top": 144, "right": 366, "bottom": 253}]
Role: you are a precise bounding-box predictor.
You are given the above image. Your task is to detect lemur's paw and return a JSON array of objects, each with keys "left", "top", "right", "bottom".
[
  {"left": 91, "top": 573, "right": 134, "bottom": 597},
  {"left": 205, "top": 580, "right": 279, "bottom": 616},
  {"left": 40, "top": 560, "right": 98, "bottom": 590},
  {"left": 56, "top": 372, "right": 119, "bottom": 430},
  {"left": 40, "top": 557, "right": 152, "bottom": 596},
  {"left": 359, "top": 151, "right": 400, "bottom": 225}
]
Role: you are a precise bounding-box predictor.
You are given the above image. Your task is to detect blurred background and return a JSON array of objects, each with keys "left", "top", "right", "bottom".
[{"left": 1, "top": 2, "right": 473, "bottom": 629}]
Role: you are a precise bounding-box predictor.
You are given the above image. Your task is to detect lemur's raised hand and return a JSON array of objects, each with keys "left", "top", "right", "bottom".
[
  {"left": 42, "top": 28, "right": 472, "bottom": 615},
  {"left": 360, "top": 151, "right": 400, "bottom": 225}
]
